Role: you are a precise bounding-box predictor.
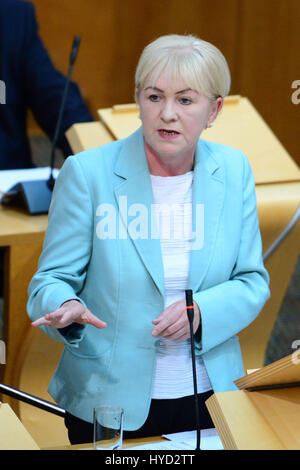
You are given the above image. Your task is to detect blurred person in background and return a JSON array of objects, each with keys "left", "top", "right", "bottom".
[{"left": 0, "top": 0, "right": 93, "bottom": 170}]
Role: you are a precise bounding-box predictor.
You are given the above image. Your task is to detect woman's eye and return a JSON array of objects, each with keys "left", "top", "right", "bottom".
[
  {"left": 148, "top": 94, "right": 160, "bottom": 102},
  {"left": 179, "top": 97, "right": 192, "bottom": 105}
]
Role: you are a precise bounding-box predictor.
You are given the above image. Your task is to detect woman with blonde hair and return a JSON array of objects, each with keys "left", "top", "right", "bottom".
[{"left": 28, "top": 34, "right": 269, "bottom": 443}]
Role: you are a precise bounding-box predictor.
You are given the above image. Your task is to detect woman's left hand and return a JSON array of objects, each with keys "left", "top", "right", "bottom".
[{"left": 152, "top": 299, "right": 200, "bottom": 341}]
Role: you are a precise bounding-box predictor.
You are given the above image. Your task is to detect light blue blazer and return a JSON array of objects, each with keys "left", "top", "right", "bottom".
[{"left": 27, "top": 127, "right": 270, "bottom": 430}]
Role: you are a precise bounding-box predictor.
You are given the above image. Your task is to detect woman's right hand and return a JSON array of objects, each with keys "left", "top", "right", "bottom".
[{"left": 31, "top": 299, "right": 107, "bottom": 330}]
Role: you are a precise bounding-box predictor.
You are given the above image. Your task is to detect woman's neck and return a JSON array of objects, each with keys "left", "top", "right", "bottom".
[{"left": 144, "top": 140, "right": 194, "bottom": 176}]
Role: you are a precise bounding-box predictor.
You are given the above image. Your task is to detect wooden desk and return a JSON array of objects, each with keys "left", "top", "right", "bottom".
[
  {"left": 0, "top": 205, "right": 47, "bottom": 413},
  {"left": 0, "top": 401, "right": 164, "bottom": 451},
  {"left": 0, "top": 402, "right": 39, "bottom": 450},
  {"left": 206, "top": 354, "right": 300, "bottom": 450}
]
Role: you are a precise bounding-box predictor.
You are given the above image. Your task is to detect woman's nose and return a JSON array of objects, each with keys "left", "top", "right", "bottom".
[{"left": 160, "top": 100, "right": 177, "bottom": 121}]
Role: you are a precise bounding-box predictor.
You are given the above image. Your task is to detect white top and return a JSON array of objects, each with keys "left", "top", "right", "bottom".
[{"left": 150, "top": 171, "right": 212, "bottom": 399}]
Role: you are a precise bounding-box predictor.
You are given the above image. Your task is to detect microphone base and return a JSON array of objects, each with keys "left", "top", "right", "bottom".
[{"left": 1, "top": 179, "right": 53, "bottom": 215}]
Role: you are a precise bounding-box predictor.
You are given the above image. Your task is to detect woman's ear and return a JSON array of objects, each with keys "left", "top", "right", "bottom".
[{"left": 207, "top": 96, "right": 223, "bottom": 128}]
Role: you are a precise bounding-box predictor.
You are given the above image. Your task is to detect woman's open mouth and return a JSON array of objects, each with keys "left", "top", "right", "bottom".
[{"left": 158, "top": 129, "right": 180, "bottom": 139}]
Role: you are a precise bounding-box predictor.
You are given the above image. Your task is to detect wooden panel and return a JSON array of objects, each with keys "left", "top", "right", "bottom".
[
  {"left": 206, "top": 390, "right": 284, "bottom": 450},
  {"left": 235, "top": 0, "right": 300, "bottom": 165},
  {"left": 66, "top": 121, "right": 113, "bottom": 153},
  {"left": 206, "top": 388, "right": 300, "bottom": 450},
  {"left": 0, "top": 403, "right": 39, "bottom": 450},
  {"left": 235, "top": 352, "right": 300, "bottom": 390}
]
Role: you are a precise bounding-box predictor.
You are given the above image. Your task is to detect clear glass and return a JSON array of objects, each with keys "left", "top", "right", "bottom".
[{"left": 93, "top": 405, "right": 124, "bottom": 450}]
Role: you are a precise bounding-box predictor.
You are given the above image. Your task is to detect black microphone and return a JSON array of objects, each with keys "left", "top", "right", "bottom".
[
  {"left": 1, "top": 36, "right": 81, "bottom": 214},
  {"left": 185, "top": 289, "right": 201, "bottom": 450},
  {"left": 48, "top": 36, "right": 81, "bottom": 190}
]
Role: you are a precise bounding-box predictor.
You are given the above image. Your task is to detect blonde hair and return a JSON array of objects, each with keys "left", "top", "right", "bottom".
[{"left": 135, "top": 34, "right": 231, "bottom": 102}]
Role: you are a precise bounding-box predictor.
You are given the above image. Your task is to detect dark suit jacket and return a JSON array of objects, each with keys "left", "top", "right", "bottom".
[{"left": 0, "top": 0, "right": 93, "bottom": 170}]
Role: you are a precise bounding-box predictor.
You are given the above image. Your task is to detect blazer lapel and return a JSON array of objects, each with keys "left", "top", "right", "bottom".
[
  {"left": 113, "top": 128, "right": 165, "bottom": 297},
  {"left": 188, "top": 140, "right": 225, "bottom": 293}
]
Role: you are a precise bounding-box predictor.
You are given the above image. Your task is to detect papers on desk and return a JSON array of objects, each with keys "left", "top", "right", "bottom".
[
  {"left": 0, "top": 167, "right": 59, "bottom": 201},
  {"left": 125, "top": 428, "right": 224, "bottom": 451},
  {"left": 125, "top": 441, "right": 192, "bottom": 451}
]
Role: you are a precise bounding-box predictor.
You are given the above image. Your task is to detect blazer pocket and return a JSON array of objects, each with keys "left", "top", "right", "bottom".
[{"left": 65, "top": 333, "right": 111, "bottom": 359}]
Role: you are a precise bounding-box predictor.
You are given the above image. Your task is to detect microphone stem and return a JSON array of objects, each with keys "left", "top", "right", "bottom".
[
  {"left": 48, "top": 63, "right": 74, "bottom": 186},
  {"left": 189, "top": 321, "right": 201, "bottom": 450},
  {"left": 185, "top": 289, "right": 201, "bottom": 450}
]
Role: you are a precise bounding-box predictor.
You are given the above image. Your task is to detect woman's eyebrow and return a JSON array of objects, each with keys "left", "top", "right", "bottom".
[
  {"left": 144, "top": 86, "right": 194, "bottom": 94},
  {"left": 175, "top": 88, "right": 194, "bottom": 95},
  {"left": 144, "top": 86, "right": 164, "bottom": 92}
]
